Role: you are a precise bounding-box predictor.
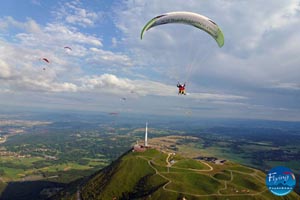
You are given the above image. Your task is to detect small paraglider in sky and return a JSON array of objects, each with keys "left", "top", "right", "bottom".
[
  {"left": 41, "top": 58, "right": 50, "bottom": 63},
  {"left": 64, "top": 46, "right": 72, "bottom": 51},
  {"left": 40, "top": 58, "right": 50, "bottom": 71},
  {"left": 177, "top": 82, "right": 186, "bottom": 95},
  {"left": 109, "top": 112, "right": 119, "bottom": 115},
  {"left": 121, "top": 97, "right": 126, "bottom": 101}
]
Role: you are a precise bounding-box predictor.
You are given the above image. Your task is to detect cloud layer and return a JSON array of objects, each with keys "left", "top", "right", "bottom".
[{"left": 0, "top": 0, "right": 300, "bottom": 120}]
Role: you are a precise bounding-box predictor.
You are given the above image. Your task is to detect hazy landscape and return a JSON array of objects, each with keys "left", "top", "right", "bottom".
[{"left": 0, "top": 111, "right": 299, "bottom": 199}]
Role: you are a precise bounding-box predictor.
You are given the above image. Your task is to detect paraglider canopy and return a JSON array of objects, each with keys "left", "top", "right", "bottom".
[
  {"left": 109, "top": 112, "right": 119, "bottom": 115},
  {"left": 64, "top": 46, "right": 72, "bottom": 51},
  {"left": 141, "top": 11, "right": 224, "bottom": 47},
  {"left": 42, "top": 58, "right": 50, "bottom": 63}
]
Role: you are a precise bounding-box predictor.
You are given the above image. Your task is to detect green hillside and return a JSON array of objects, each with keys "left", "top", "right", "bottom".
[
  {"left": 57, "top": 148, "right": 299, "bottom": 200},
  {"left": 0, "top": 181, "right": 7, "bottom": 194}
]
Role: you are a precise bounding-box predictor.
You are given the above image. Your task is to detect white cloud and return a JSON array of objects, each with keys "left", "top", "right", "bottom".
[
  {"left": 0, "top": 59, "right": 11, "bottom": 78},
  {"left": 79, "top": 73, "right": 246, "bottom": 102},
  {"left": 188, "top": 92, "right": 246, "bottom": 101},
  {"left": 13, "top": 22, "right": 102, "bottom": 48},
  {"left": 0, "top": 17, "right": 42, "bottom": 34},
  {"left": 26, "top": 19, "right": 42, "bottom": 33},
  {"left": 263, "top": 0, "right": 300, "bottom": 29},
  {"left": 18, "top": 77, "right": 78, "bottom": 92},
  {"left": 270, "top": 82, "right": 300, "bottom": 90},
  {"left": 0, "top": 18, "right": 9, "bottom": 30},
  {"left": 89, "top": 48, "right": 133, "bottom": 67},
  {"left": 111, "top": 37, "right": 117, "bottom": 47},
  {"left": 80, "top": 74, "right": 135, "bottom": 92},
  {"left": 44, "top": 23, "right": 103, "bottom": 46},
  {"left": 54, "top": 0, "right": 102, "bottom": 27}
]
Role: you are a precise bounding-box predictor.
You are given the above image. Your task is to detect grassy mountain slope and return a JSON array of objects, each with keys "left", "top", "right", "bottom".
[{"left": 58, "top": 148, "right": 299, "bottom": 200}]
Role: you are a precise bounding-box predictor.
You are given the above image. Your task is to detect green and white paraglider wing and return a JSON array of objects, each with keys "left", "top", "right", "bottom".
[{"left": 141, "top": 11, "right": 224, "bottom": 47}]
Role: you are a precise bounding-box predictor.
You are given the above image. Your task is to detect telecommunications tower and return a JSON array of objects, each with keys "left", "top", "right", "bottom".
[{"left": 145, "top": 122, "right": 148, "bottom": 147}]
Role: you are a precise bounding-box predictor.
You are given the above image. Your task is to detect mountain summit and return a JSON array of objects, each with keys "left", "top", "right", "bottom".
[{"left": 54, "top": 147, "right": 298, "bottom": 200}]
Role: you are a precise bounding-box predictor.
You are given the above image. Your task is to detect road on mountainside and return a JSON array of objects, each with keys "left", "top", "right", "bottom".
[{"left": 138, "top": 153, "right": 269, "bottom": 198}]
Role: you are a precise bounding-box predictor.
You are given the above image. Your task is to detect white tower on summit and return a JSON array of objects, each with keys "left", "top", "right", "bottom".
[{"left": 145, "top": 122, "right": 148, "bottom": 147}]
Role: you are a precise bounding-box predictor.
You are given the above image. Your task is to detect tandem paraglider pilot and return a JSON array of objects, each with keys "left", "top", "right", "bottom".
[{"left": 177, "top": 82, "right": 186, "bottom": 95}]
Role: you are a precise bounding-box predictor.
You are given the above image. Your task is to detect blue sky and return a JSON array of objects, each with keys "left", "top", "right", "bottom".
[{"left": 0, "top": 0, "right": 300, "bottom": 121}]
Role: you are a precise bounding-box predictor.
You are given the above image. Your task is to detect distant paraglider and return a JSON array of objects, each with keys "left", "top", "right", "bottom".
[
  {"left": 177, "top": 82, "right": 186, "bottom": 95},
  {"left": 41, "top": 58, "right": 50, "bottom": 63},
  {"left": 40, "top": 58, "right": 50, "bottom": 70},
  {"left": 109, "top": 112, "right": 119, "bottom": 115},
  {"left": 64, "top": 46, "right": 72, "bottom": 51}
]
